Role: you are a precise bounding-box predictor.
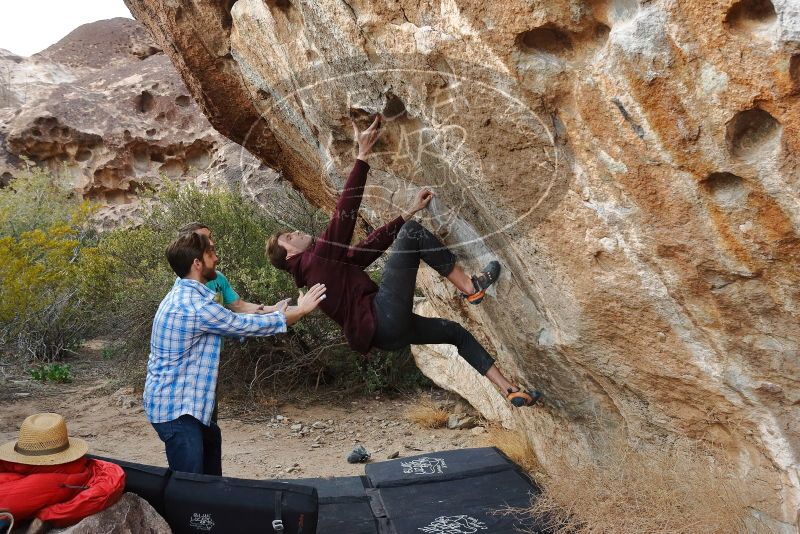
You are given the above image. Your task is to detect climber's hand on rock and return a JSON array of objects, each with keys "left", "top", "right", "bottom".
[
  {"left": 354, "top": 114, "right": 382, "bottom": 160},
  {"left": 402, "top": 188, "right": 433, "bottom": 221}
]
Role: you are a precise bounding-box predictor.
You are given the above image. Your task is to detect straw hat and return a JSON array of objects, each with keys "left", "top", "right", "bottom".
[{"left": 0, "top": 413, "right": 88, "bottom": 465}]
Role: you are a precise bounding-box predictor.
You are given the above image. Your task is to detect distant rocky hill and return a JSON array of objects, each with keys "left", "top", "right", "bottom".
[{"left": 0, "top": 17, "right": 280, "bottom": 227}]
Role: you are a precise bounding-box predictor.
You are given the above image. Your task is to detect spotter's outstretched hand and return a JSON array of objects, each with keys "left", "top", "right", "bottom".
[{"left": 297, "top": 283, "right": 327, "bottom": 314}]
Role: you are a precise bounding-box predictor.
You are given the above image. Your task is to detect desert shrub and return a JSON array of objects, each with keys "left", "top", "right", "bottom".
[
  {"left": 0, "top": 169, "right": 103, "bottom": 361},
  {"left": 405, "top": 395, "right": 450, "bottom": 428},
  {"left": 483, "top": 425, "right": 540, "bottom": 473},
  {"left": 320, "top": 345, "right": 429, "bottom": 394},
  {"left": 0, "top": 165, "right": 83, "bottom": 238},
  {"left": 90, "top": 184, "right": 322, "bottom": 390},
  {"left": 0, "top": 167, "right": 428, "bottom": 395}
]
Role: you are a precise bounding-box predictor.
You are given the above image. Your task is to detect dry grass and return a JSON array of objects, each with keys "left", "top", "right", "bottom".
[
  {"left": 486, "top": 428, "right": 771, "bottom": 534},
  {"left": 404, "top": 397, "right": 450, "bottom": 428},
  {"left": 532, "top": 435, "right": 771, "bottom": 534},
  {"left": 483, "top": 424, "right": 541, "bottom": 473}
]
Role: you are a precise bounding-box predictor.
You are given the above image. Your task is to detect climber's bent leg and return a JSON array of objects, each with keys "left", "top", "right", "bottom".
[
  {"left": 406, "top": 314, "right": 495, "bottom": 375},
  {"left": 372, "top": 221, "right": 456, "bottom": 349},
  {"left": 405, "top": 314, "right": 539, "bottom": 406}
]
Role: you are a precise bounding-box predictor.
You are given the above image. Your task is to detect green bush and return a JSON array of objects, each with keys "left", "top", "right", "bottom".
[
  {"left": 29, "top": 363, "right": 72, "bottom": 383},
  {"left": 0, "top": 165, "right": 84, "bottom": 238},
  {"left": 0, "top": 168, "right": 429, "bottom": 396},
  {"left": 88, "top": 184, "right": 299, "bottom": 360},
  {"left": 323, "top": 347, "right": 431, "bottom": 394},
  {"left": 0, "top": 169, "right": 103, "bottom": 361}
]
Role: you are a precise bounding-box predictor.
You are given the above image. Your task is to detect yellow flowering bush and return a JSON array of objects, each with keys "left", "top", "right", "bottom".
[{"left": 0, "top": 171, "right": 103, "bottom": 360}]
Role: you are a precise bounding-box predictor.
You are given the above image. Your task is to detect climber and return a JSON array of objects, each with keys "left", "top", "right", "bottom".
[{"left": 266, "top": 114, "right": 540, "bottom": 407}]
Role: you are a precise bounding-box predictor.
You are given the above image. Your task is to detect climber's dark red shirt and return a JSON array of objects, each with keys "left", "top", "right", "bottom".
[{"left": 286, "top": 159, "right": 405, "bottom": 354}]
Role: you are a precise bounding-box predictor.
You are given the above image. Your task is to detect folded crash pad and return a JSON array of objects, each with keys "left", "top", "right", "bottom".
[
  {"left": 164, "top": 472, "right": 318, "bottom": 534},
  {"left": 283, "top": 476, "right": 378, "bottom": 534},
  {"left": 88, "top": 455, "right": 171, "bottom": 515}
]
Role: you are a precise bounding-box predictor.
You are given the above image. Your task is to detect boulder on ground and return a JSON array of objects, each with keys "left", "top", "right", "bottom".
[{"left": 40, "top": 492, "right": 171, "bottom": 534}]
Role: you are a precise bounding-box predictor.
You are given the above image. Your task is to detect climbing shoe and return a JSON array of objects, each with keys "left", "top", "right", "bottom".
[
  {"left": 506, "top": 388, "right": 542, "bottom": 407},
  {"left": 463, "top": 260, "right": 501, "bottom": 304}
]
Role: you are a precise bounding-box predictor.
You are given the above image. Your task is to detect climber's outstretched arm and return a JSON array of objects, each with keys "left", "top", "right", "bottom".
[{"left": 314, "top": 115, "right": 382, "bottom": 259}]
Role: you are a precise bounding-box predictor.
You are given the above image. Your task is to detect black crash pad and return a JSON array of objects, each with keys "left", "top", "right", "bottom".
[
  {"left": 365, "top": 447, "right": 544, "bottom": 533},
  {"left": 376, "top": 468, "right": 538, "bottom": 533},
  {"left": 279, "top": 476, "right": 379, "bottom": 534},
  {"left": 164, "top": 471, "right": 318, "bottom": 534},
  {"left": 88, "top": 455, "right": 171, "bottom": 515},
  {"left": 92, "top": 447, "right": 545, "bottom": 534},
  {"left": 365, "top": 446, "right": 517, "bottom": 488}
]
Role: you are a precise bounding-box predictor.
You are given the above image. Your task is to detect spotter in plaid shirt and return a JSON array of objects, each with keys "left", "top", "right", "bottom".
[
  {"left": 147, "top": 231, "right": 325, "bottom": 475},
  {"left": 143, "top": 278, "right": 287, "bottom": 425}
]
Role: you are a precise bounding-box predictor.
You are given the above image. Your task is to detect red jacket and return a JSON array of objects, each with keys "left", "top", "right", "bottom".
[
  {"left": 0, "top": 457, "right": 125, "bottom": 527},
  {"left": 286, "top": 159, "right": 405, "bottom": 354}
]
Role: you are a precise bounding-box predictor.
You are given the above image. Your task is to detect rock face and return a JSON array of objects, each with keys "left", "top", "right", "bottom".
[
  {"left": 0, "top": 18, "right": 277, "bottom": 227},
  {"left": 123, "top": 0, "right": 799, "bottom": 528}
]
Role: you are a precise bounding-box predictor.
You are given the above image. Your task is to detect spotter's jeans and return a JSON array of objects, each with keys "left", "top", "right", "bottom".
[{"left": 151, "top": 413, "right": 222, "bottom": 475}]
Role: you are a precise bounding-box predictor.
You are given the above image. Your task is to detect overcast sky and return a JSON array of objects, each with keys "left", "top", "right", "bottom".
[{"left": 0, "top": 0, "right": 133, "bottom": 57}]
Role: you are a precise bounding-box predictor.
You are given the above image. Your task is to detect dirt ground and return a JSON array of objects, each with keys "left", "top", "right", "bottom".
[{"left": 0, "top": 353, "right": 488, "bottom": 479}]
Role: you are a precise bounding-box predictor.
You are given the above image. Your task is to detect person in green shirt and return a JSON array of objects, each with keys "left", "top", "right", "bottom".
[{"left": 178, "top": 222, "right": 288, "bottom": 313}]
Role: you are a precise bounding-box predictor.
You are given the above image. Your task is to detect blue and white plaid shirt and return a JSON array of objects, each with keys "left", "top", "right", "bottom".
[{"left": 143, "top": 278, "right": 287, "bottom": 425}]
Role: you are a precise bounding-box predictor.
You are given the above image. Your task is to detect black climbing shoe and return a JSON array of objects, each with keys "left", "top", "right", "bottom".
[
  {"left": 506, "top": 388, "right": 542, "bottom": 407},
  {"left": 464, "top": 260, "right": 501, "bottom": 304}
]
